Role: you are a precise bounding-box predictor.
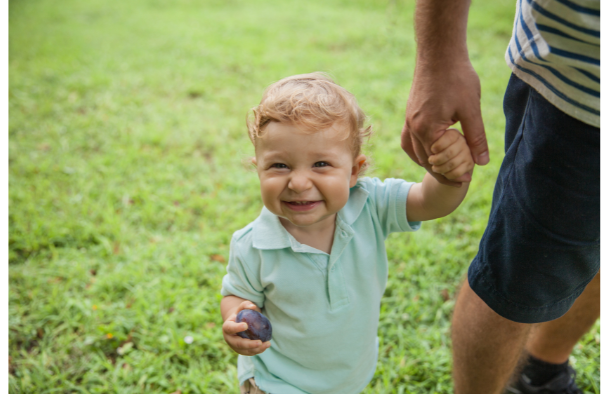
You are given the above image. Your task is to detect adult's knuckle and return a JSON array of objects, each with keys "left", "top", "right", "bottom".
[
  {"left": 466, "top": 132, "right": 488, "bottom": 149},
  {"left": 406, "top": 116, "right": 432, "bottom": 137}
]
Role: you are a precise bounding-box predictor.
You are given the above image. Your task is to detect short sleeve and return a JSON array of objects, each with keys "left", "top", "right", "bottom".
[
  {"left": 361, "top": 177, "right": 421, "bottom": 238},
  {"left": 220, "top": 235, "right": 265, "bottom": 308}
]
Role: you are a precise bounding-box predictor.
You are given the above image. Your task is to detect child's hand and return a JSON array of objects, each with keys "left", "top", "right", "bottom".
[
  {"left": 428, "top": 128, "right": 475, "bottom": 181},
  {"left": 222, "top": 301, "right": 271, "bottom": 356}
]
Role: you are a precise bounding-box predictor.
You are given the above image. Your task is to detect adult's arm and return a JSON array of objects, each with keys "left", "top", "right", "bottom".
[{"left": 402, "top": 0, "right": 489, "bottom": 186}]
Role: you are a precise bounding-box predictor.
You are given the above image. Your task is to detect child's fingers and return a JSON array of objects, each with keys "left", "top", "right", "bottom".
[
  {"left": 429, "top": 129, "right": 468, "bottom": 166},
  {"left": 227, "top": 335, "right": 263, "bottom": 350},
  {"left": 430, "top": 128, "right": 461, "bottom": 154},
  {"left": 431, "top": 148, "right": 469, "bottom": 174},
  {"left": 222, "top": 302, "right": 270, "bottom": 356},
  {"left": 444, "top": 160, "right": 474, "bottom": 181},
  {"left": 242, "top": 341, "right": 271, "bottom": 356},
  {"left": 237, "top": 301, "right": 261, "bottom": 314},
  {"left": 428, "top": 142, "right": 462, "bottom": 166},
  {"left": 223, "top": 319, "right": 248, "bottom": 336},
  {"left": 222, "top": 323, "right": 261, "bottom": 350},
  {"left": 226, "top": 335, "right": 271, "bottom": 356},
  {"left": 432, "top": 150, "right": 474, "bottom": 180}
]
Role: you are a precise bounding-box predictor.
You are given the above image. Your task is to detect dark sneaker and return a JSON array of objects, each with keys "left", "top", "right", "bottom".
[{"left": 505, "top": 365, "right": 582, "bottom": 394}]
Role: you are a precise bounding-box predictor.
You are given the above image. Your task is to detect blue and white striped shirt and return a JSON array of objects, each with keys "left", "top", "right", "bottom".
[{"left": 506, "top": 0, "right": 600, "bottom": 127}]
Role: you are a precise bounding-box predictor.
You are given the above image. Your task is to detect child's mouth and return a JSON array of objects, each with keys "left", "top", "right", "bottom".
[{"left": 283, "top": 201, "right": 321, "bottom": 211}]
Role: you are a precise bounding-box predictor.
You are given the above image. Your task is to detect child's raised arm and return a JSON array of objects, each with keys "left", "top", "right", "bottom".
[
  {"left": 406, "top": 129, "right": 474, "bottom": 222},
  {"left": 221, "top": 296, "right": 271, "bottom": 356}
]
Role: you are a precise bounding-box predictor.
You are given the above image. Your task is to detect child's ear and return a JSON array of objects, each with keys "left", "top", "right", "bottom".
[
  {"left": 350, "top": 155, "right": 366, "bottom": 187},
  {"left": 251, "top": 157, "right": 257, "bottom": 167}
]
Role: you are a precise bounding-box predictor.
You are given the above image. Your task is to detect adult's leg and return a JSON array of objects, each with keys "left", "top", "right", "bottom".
[
  {"left": 455, "top": 74, "right": 599, "bottom": 393},
  {"left": 452, "top": 273, "right": 600, "bottom": 394},
  {"left": 526, "top": 271, "right": 600, "bottom": 364},
  {"left": 452, "top": 280, "right": 531, "bottom": 394}
]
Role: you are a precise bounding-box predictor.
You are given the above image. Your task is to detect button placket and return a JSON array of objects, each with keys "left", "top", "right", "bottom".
[{"left": 327, "top": 221, "right": 354, "bottom": 309}]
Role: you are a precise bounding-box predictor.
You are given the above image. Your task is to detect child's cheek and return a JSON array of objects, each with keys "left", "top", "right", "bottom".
[
  {"left": 259, "top": 179, "right": 281, "bottom": 206},
  {"left": 328, "top": 183, "right": 350, "bottom": 212}
]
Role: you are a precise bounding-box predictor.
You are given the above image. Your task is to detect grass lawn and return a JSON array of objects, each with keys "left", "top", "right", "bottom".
[{"left": 8, "top": 0, "right": 599, "bottom": 392}]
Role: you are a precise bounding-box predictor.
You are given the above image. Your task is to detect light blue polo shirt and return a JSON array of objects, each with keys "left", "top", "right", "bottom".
[{"left": 221, "top": 177, "right": 421, "bottom": 394}]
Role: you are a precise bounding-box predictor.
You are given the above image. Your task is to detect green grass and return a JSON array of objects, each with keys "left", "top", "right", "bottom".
[{"left": 9, "top": 0, "right": 599, "bottom": 392}]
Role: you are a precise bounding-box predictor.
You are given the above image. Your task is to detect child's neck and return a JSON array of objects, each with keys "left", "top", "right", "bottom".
[{"left": 279, "top": 214, "right": 336, "bottom": 254}]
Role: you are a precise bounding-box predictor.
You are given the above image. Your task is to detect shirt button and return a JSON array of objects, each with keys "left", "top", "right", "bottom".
[{"left": 341, "top": 231, "right": 347, "bottom": 237}]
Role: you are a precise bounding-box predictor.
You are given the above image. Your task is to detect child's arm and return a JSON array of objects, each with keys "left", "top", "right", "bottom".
[
  {"left": 406, "top": 129, "right": 474, "bottom": 222},
  {"left": 221, "top": 295, "right": 271, "bottom": 356}
]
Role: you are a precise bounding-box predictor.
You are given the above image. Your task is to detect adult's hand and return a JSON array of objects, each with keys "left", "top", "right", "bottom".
[
  {"left": 402, "top": 61, "right": 488, "bottom": 186},
  {"left": 402, "top": 0, "right": 490, "bottom": 186}
]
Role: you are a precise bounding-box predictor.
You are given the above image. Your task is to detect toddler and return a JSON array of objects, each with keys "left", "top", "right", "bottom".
[{"left": 220, "top": 73, "right": 474, "bottom": 394}]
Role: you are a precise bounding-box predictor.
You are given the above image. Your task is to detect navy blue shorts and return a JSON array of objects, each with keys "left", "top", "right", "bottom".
[{"left": 468, "top": 73, "right": 600, "bottom": 324}]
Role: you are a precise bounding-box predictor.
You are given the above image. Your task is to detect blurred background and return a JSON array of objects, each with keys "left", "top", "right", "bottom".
[{"left": 8, "top": 0, "right": 599, "bottom": 392}]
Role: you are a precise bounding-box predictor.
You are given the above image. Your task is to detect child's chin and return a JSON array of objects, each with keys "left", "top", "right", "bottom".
[
  {"left": 280, "top": 215, "right": 319, "bottom": 228},
  {"left": 291, "top": 220, "right": 318, "bottom": 227},
  {"left": 290, "top": 214, "right": 337, "bottom": 228},
  {"left": 286, "top": 217, "right": 315, "bottom": 226}
]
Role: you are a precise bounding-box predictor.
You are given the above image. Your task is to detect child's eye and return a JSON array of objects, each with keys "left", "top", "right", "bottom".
[
  {"left": 270, "top": 163, "right": 288, "bottom": 169},
  {"left": 313, "top": 161, "right": 330, "bottom": 168}
]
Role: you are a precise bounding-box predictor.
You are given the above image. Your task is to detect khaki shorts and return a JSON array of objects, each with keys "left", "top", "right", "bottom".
[{"left": 239, "top": 378, "right": 268, "bottom": 394}]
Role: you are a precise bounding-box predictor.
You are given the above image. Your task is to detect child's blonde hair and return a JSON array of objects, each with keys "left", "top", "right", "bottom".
[{"left": 247, "top": 72, "right": 372, "bottom": 158}]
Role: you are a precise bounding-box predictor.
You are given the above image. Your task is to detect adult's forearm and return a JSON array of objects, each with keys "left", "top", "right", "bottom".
[
  {"left": 403, "top": 0, "right": 489, "bottom": 175},
  {"left": 414, "top": 0, "right": 471, "bottom": 65}
]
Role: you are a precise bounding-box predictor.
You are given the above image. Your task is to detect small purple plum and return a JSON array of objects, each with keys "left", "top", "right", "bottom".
[{"left": 236, "top": 309, "right": 272, "bottom": 342}]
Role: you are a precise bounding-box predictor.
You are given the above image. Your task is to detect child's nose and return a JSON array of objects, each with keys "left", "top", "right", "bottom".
[{"left": 288, "top": 170, "right": 313, "bottom": 193}]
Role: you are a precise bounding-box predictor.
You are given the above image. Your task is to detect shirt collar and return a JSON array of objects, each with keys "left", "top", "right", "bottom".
[
  {"left": 251, "top": 207, "right": 292, "bottom": 250},
  {"left": 338, "top": 182, "right": 369, "bottom": 225},
  {"left": 251, "top": 183, "right": 369, "bottom": 250}
]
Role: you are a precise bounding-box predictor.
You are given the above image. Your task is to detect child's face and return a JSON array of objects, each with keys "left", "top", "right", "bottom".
[{"left": 254, "top": 122, "right": 365, "bottom": 231}]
